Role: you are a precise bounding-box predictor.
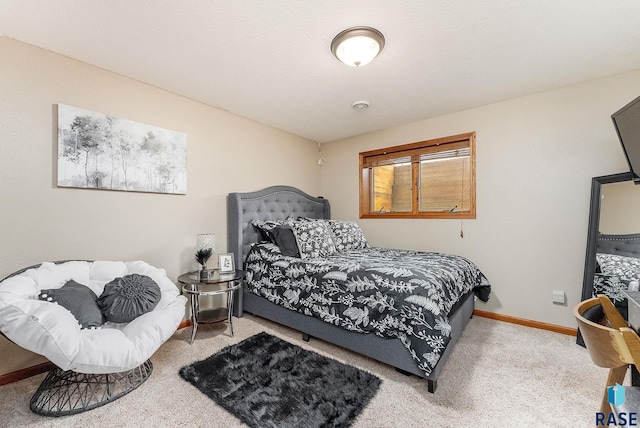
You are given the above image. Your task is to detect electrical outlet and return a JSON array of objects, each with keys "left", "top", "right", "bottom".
[{"left": 552, "top": 290, "right": 566, "bottom": 304}]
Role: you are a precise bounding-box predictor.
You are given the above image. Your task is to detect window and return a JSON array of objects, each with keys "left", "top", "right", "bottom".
[{"left": 359, "top": 132, "right": 476, "bottom": 219}]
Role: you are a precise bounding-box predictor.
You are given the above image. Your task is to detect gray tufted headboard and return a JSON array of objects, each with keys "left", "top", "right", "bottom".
[
  {"left": 227, "top": 185, "right": 331, "bottom": 268},
  {"left": 597, "top": 233, "right": 640, "bottom": 259}
]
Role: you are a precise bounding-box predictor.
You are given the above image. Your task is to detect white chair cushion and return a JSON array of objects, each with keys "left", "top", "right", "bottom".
[{"left": 0, "top": 261, "right": 187, "bottom": 374}]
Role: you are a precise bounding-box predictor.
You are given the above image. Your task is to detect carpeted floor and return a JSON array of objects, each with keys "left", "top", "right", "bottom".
[{"left": 0, "top": 314, "right": 609, "bottom": 427}]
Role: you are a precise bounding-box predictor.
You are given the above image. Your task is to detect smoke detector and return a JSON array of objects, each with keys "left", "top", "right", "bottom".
[{"left": 352, "top": 100, "right": 370, "bottom": 110}]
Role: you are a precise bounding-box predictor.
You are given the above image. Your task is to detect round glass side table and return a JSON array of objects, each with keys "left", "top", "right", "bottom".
[{"left": 177, "top": 269, "right": 244, "bottom": 344}]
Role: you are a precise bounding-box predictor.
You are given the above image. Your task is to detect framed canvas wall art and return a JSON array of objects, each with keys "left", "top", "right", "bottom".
[{"left": 57, "top": 104, "right": 187, "bottom": 194}]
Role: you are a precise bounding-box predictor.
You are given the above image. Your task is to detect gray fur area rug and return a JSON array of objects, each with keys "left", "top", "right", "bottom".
[{"left": 178, "top": 332, "right": 381, "bottom": 428}]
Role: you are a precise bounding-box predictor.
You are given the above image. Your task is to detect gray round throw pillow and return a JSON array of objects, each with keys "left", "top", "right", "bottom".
[{"left": 97, "top": 274, "right": 161, "bottom": 323}]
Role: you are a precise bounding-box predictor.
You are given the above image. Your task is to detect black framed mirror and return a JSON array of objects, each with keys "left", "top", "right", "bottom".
[
  {"left": 579, "top": 172, "right": 635, "bottom": 346},
  {"left": 581, "top": 172, "right": 635, "bottom": 301}
]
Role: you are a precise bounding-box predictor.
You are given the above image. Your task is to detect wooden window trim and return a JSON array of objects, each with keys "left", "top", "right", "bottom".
[{"left": 359, "top": 132, "right": 476, "bottom": 219}]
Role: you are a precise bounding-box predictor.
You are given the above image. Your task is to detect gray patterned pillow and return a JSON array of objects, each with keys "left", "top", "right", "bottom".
[
  {"left": 596, "top": 253, "right": 640, "bottom": 281},
  {"left": 292, "top": 219, "right": 336, "bottom": 259},
  {"left": 328, "top": 220, "right": 368, "bottom": 252}
]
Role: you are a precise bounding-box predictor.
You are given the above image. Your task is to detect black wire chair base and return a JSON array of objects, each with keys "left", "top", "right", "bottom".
[{"left": 29, "top": 360, "right": 153, "bottom": 417}]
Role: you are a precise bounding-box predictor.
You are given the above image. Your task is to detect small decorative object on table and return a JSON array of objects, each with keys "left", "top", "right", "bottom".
[
  {"left": 218, "top": 253, "right": 235, "bottom": 273},
  {"left": 195, "top": 233, "right": 215, "bottom": 280},
  {"left": 195, "top": 249, "right": 212, "bottom": 280}
]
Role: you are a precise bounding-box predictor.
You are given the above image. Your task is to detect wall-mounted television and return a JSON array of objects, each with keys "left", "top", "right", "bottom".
[{"left": 612, "top": 94, "right": 640, "bottom": 184}]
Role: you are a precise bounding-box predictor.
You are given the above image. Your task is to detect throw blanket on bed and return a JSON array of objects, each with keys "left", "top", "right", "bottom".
[{"left": 244, "top": 243, "right": 491, "bottom": 376}]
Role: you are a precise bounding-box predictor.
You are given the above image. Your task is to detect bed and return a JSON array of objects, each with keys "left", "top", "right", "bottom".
[{"left": 227, "top": 185, "right": 491, "bottom": 392}]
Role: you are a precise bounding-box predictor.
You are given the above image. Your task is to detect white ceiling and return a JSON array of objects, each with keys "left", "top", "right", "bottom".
[{"left": 2, "top": 1, "right": 640, "bottom": 143}]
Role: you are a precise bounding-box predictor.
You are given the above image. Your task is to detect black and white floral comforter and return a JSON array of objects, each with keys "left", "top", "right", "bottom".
[{"left": 244, "top": 243, "right": 491, "bottom": 376}]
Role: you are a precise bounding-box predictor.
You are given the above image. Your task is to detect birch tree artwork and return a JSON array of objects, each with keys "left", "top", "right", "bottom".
[{"left": 57, "top": 104, "right": 187, "bottom": 194}]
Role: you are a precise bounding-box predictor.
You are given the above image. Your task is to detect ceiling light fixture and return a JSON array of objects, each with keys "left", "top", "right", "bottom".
[{"left": 331, "top": 26, "right": 385, "bottom": 67}]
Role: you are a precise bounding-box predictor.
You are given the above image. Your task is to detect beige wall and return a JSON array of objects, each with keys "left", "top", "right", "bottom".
[
  {"left": 599, "top": 180, "right": 640, "bottom": 234},
  {"left": 320, "top": 70, "right": 640, "bottom": 328},
  {"left": 0, "top": 37, "right": 320, "bottom": 375},
  {"left": 3, "top": 33, "right": 640, "bottom": 376}
]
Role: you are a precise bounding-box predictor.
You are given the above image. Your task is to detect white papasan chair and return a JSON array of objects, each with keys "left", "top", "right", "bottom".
[{"left": 0, "top": 260, "right": 187, "bottom": 416}]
